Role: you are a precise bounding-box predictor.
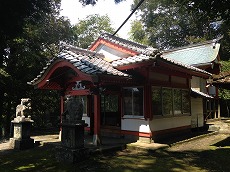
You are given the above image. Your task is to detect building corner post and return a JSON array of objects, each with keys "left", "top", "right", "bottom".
[{"left": 93, "top": 94, "right": 101, "bottom": 146}]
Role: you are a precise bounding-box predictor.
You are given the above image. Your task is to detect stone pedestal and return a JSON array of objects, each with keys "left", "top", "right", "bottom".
[
  {"left": 56, "top": 120, "right": 89, "bottom": 163},
  {"left": 10, "top": 120, "right": 34, "bottom": 150}
]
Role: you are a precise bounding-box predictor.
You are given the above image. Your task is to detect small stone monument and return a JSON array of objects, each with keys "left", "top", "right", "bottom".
[
  {"left": 56, "top": 96, "right": 88, "bottom": 163},
  {"left": 10, "top": 98, "right": 34, "bottom": 150}
]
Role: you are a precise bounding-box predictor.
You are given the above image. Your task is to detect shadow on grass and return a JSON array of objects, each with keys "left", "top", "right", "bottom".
[
  {"left": 212, "top": 136, "right": 230, "bottom": 147},
  {"left": 1, "top": 144, "right": 230, "bottom": 172},
  {"left": 155, "top": 130, "right": 212, "bottom": 145}
]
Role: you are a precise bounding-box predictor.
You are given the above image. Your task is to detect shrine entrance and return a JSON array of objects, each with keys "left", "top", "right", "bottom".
[{"left": 101, "top": 94, "right": 120, "bottom": 127}]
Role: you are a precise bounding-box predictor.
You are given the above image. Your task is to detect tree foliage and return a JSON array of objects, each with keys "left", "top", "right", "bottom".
[
  {"left": 128, "top": 20, "right": 149, "bottom": 45},
  {"left": 79, "top": 0, "right": 124, "bottom": 6},
  {"left": 178, "top": 0, "right": 230, "bottom": 23},
  {"left": 72, "top": 14, "right": 115, "bottom": 48},
  {"left": 130, "top": 0, "right": 220, "bottom": 50},
  {"left": 0, "top": 0, "right": 72, "bottom": 136},
  {"left": 129, "top": 0, "right": 230, "bottom": 115}
]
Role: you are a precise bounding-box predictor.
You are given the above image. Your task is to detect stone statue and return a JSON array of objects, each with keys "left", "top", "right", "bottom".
[
  {"left": 62, "top": 96, "right": 83, "bottom": 123},
  {"left": 11, "top": 98, "right": 34, "bottom": 150},
  {"left": 15, "top": 98, "right": 32, "bottom": 122}
]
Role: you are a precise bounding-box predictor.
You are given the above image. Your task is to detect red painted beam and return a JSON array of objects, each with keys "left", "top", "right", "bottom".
[
  {"left": 65, "top": 89, "right": 91, "bottom": 96},
  {"left": 36, "top": 60, "right": 94, "bottom": 89}
]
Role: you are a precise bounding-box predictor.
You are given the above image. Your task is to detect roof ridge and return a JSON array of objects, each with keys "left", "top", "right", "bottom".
[
  {"left": 100, "top": 32, "right": 149, "bottom": 49},
  {"left": 88, "top": 32, "right": 158, "bottom": 54},
  {"left": 60, "top": 42, "right": 104, "bottom": 59}
]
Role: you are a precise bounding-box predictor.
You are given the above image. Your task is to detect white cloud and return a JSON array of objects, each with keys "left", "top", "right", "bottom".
[{"left": 60, "top": 0, "right": 135, "bottom": 39}]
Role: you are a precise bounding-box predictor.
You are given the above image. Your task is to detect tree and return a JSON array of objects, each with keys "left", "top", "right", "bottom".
[
  {"left": 177, "top": 0, "right": 230, "bottom": 23},
  {"left": 0, "top": 0, "right": 60, "bottom": 64},
  {"left": 79, "top": 0, "right": 124, "bottom": 6},
  {"left": 130, "top": 0, "right": 230, "bottom": 117},
  {"left": 0, "top": 0, "right": 63, "bottom": 135},
  {"left": 128, "top": 20, "right": 149, "bottom": 45},
  {"left": 72, "top": 14, "right": 115, "bottom": 48},
  {"left": 0, "top": 1, "right": 73, "bottom": 136},
  {"left": 130, "top": 0, "right": 219, "bottom": 50}
]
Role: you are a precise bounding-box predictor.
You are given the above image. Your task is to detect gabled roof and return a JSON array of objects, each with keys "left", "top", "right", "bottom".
[
  {"left": 89, "top": 33, "right": 158, "bottom": 55},
  {"left": 28, "top": 44, "right": 129, "bottom": 86},
  {"left": 90, "top": 33, "right": 212, "bottom": 78},
  {"left": 163, "top": 40, "right": 221, "bottom": 66}
]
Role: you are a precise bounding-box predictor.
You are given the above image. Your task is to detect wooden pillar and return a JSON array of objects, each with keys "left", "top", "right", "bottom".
[
  {"left": 59, "top": 95, "right": 64, "bottom": 140},
  {"left": 60, "top": 96, "right": 64, "bottom": 124},
  {"left": 87, "top": 95, "right": 94, "bottom": 135},
  {"left": 93, "top": 94, "right": 101, "bottom": 146}
]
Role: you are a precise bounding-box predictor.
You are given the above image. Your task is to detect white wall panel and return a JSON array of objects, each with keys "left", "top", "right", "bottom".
[
  {"left": 121, "top": 118, "right": 151, "bottom": 133},
  {"left": 149, "top": 116, "right": 191, "bottom": 131},
  {"left": 82, "top": 116, "right": 90, "bottom": 127},
  {"left": 191, "top": 98, "right": 204, "bottom": 128}
]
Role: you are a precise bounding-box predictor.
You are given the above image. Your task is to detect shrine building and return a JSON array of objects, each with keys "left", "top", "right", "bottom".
[{"left": 29, "top": 33, "right": 221, "bottom": 144}]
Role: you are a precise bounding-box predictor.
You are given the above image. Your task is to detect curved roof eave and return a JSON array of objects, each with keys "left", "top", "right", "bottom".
[
  {"left": 28, "top": 44, "right": 131, "bottom": 88},
  {"left": 163, "top": 42, "right": 221, "bottom": 66}
]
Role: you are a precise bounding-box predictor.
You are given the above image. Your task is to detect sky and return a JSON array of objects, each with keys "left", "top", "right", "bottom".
[{"left": 60, "top": 0, "right": 135, "bottom": 39}]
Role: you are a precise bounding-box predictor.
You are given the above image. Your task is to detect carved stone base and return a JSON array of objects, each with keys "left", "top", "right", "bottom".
[
  {"left": 56, "top": 147, "right": 89, "bottom": 163},
  {"left": 10, "top": 120, "right": 34, "bottom": 150},
  {"left": 57, "top": 120, "right": 88, "bottom": 163},
  {"left": 61, "top": 121, "right": 87, "bottom": 149},
  {"left": 10, "top": 138, "right": 34, "bottom": 150}
]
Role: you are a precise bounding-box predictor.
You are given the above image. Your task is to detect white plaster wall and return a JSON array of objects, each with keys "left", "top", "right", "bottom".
[
  {"left": 191, "top": 77, "right": 207, "bottom": 93},
  {"left": 82, "top": 116, "right": 90, "bottom": 127},
  {"left": 200, "top": 78, "right": 207, "bottom": 93},
  {"left": 191, "top": 76, "right": 200, "bottom": 91},
  {"left": 149, "top": 116, "right": 191, "bottom": 131},
  {"left": 121, "top": 117, "right": 151, "bottom": 133},
  {"left": 97, "top": 45, "right": 130, "bottom": 62},
  {"left": 191, "top": 98, "right": 204, "bottom": 128}
]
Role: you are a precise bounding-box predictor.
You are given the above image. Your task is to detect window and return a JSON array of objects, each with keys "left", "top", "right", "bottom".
[
  {"left": 152, "top": 87, "right": 162, "bottom": 115},
  {"left": 101, "top": 94, "right": 118, "bottom": 112},
  {"left": 152, "top": 87, "right": 190, "bottom": 116},
  {"left": 174, "top": 89, "right": 182, "bottom": 115},
  {"left": 123, "top": 87, "right": 144, "bottom": 116},
  {"left": 162, "top": 88, "right": 173, "bottom": 115},
  {"left": 182, "top": 90, "right": 190, "bottom": 114}
]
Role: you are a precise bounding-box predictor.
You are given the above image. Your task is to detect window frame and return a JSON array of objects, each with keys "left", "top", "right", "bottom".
[
  {"left": 151, "top": 86, "right": 191, "bottom": 117},
  {"left": 122, "top": 86, "right": 144, "bottom": 118}
]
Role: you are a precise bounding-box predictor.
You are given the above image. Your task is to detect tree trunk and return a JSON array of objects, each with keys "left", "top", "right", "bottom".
[
  {"left": 226, "top": 100, "right": 230, "bottom": 118},
  {"left": 0, "top": 44, "right": 6, "bottom": 138}
]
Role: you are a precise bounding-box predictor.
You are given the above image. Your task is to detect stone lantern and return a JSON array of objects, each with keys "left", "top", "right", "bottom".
[{"left": 56, "top": 96, "right": 89, "bottom": 163}]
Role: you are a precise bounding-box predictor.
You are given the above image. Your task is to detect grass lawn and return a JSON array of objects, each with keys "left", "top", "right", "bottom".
[{"left": 1, "top": 144, "right": 230, "bottom": 172}]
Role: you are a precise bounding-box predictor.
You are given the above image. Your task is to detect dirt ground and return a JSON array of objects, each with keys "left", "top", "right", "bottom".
[
  {"left": 167, "top": 133, "right": 229, "bottom": 152},
  {"left": 167, "top": 119, "right": 230, "bottom": 152}
]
